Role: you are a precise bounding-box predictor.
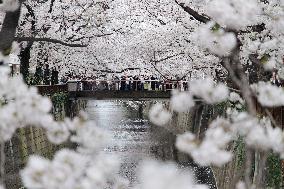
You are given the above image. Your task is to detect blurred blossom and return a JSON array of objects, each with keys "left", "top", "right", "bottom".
[
  {"left": 138, "top": 160, "right": 208, "bottom": 189},
  {"left": 190, "top": 78, "right": 229, "bottom": 104},
  {"left": 170, "top": 91, "right": 195, "bottom": 112},
  {"left": 149, "top": 103, "right": 172, "bottom": 126}
]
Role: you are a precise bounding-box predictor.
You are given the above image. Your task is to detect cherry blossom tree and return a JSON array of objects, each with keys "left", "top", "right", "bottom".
[
  {"left": 149, "top": 0, "right": 284, "bottom": 188},
  {"left": 25, "top": 0, "right": 220, "bottom": 80},
  {"left": 0, "top": 0, "right": 284, "bottom": 189}
]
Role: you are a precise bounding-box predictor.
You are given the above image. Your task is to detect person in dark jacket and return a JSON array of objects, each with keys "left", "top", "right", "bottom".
[
  {"left": 51, "top": 68, "right": 59, "bottom": 85},
  {"left": 151, "top": 75, "right": 156, "bottom": 90},
  {"left": 120, "top": 76, "right": 126, "bottom": 90},
  {"left": 43, "top": 64, "right": 50, "bottom": 85}
]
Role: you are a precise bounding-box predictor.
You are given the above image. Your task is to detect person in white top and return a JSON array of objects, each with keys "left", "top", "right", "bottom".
[
  {"left": 126, "top": 76, "right": 130, "bottom": 90},
  {"left": 140, "top": 75, "right": 145, "bottom": 90}
]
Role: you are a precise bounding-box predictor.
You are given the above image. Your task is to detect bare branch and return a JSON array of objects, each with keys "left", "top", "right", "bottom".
[
  {"left": 241, "top": 23, "right": 266, "bottom": 33},
  {"left": 93, "top": 67, "right": 142, "bottom": 74},
  {"left": 94, "top": 33, "right": 113, "bottom": 37},
  {"left": 49, "top": 0, "right": 56, "bottom": 13},
  {"left": 152, "top": 52, "right": 186, "bottom": 64},
  {"left": 175, "top": 0, "right": 210, "bottom": 23},
  {"left": 15, "top": 37, "right": 88, "bottom": 47},
  {"left": 150, "top": 52, "right": 170, "bottom": 80}
]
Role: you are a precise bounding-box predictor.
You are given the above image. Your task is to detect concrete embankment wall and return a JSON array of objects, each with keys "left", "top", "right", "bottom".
[
  {"left": 168, "top": 103, "right": 247, "bottom": 189},
  {"left": 142, "top": 101, "right": 223, "bottom": 188},
  {"left": 4, "top": 96, "right": 86, "bottom": 189},
  {"left": 144, "top": 101, "right": 282, "bottom": 189}
]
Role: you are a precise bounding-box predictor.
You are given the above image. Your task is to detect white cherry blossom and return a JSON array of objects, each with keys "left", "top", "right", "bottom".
[
  {"left": 149, "top": 103, "right": 172, "bottom": 126},
  {"left": 190, "top": 78, "right": 229, "bottom": 103}
]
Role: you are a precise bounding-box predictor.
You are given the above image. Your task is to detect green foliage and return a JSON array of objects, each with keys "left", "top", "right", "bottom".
[
  {"left": 260, "top": 54, "right": 270, "bottom": 65},
  {"left": 214, "top": 101, "right": 229, "bottom": 116},
  {"left": 211, "top": 23, "right": 221, "bottom": 32},
  {"left": 266, "top": 153, "right": 282, "bottom": 188},
  {"left": 51, "top": 92, "right": 68, "bottom": 120},
  {"left": 3, "top": 47, "right": 11, "bottom": 56},
  {"left": 51, "top": 92, "right": 68, "bottom": 107},
  {"left": 234, "top": 137, "right": 246, "bottom": 169}
]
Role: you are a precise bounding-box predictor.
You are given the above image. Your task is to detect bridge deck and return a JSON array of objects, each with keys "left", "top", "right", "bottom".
[{"left": 69, "top": 90, "right": 171, "bottom": 100}]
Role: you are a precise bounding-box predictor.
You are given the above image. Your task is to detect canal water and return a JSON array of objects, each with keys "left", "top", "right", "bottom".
[{"left": 85, "top": 100, "right": 217, "bottom": 188}]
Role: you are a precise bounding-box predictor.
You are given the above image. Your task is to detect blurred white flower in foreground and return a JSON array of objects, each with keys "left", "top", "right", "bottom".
[
  {"left": 71, "top": 121, "right": 111, "bottom": 153},
  {"left": 176, "top": 118, "right": 233, "bottom": 167},
  {"left": 193, "top": 22, "right": 237, "bottom": 56},
  {"left": 229, "top": 92, "right": 244, "bottom": 104},
  {"left": 190, "top": 78, "right": 229, "bottom": 104},
  {"left": 232, "top": 114, "right": 284, "bottom": 153},
  {"left": 21, "top": 156, "right": 50, "bottom": 189},
  {"left": 236, "top": 181, "right": 246, "bottom": 189},
  {"left": 149, "top": 103, "right": 171, "bottom": 126},
  {"left": 252, "top": 82, "right": 284, "bottom": 107},
  {"left": 138, "top": 160, "right": 208, "bottom": 189},
  {"left": 0, "top": 0, "right": 19, "bottom": 12},
  {"left": 170, "top": 91, "right": 195, "bottom": 112},
  {"left": 22, "top": 150, "right": 125, "bottom": 189},
  {"left": 206, "top": 0, "right": 261, "bottom": 29}
]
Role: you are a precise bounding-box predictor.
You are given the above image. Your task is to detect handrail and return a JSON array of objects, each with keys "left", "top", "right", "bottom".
[{"left": 67, "top": 80, "right": 188, "bottom": 82}]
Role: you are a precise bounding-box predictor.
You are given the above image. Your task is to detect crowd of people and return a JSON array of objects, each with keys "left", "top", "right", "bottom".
[
  {"left": 31, "top": 64, "right": 59, "bottom": 85},
  {"left": 68, "top": 75, "right": 189, "bottom": 91}
]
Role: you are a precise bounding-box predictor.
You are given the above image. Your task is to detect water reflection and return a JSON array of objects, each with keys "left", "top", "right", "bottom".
[{"left": 85, "top": 100, "right": 217, "bottom": 188}]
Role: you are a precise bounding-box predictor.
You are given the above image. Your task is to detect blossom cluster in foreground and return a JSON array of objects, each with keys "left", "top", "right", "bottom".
[
  {"left": 138, "top": 160, "right": 208, "bottom": 189},
  {"left": 176, "top": 112, "right": 284, "bottom": 167},
  {"left": 149, "top": 77, "right": 284, "bottom": 167},
  {"left": 21, "top": 150, "right": 126, "bottom": 189},
  {"left": 0, "top": 0, "right": 19, "bottom": 12},
  {"left": 149, "top": 77, "right": 229, "bottom": 126}
]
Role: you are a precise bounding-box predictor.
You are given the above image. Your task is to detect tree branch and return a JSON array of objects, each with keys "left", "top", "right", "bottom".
[
  {"left": 152, "top": 52, "right": 186, "bottom": 64},
  {"left": 49, "top": 0, "right": 56, "bottom": 13},
  {"left": 175, "top": 0, "right": 210, "bottom": 23},
  {"left": 93, "top": 67, "right": 142, "bottom": 74},
  {"left": 15, "top": 37, "right": 88, "bottom": 47},
  {"left": 0, "top": 1, "right": 23, "bottom": 57},
  {"left": 94, "top": 33, "right": 113, "bottom": 37}
]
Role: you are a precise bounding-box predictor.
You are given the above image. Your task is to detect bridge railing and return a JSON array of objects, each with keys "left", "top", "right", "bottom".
[
  {"left": 36, "top": 84, "right": 68, "bottom": 95},
  {"left": 67, "top": 80, "right": 189, "bottom": 92}
]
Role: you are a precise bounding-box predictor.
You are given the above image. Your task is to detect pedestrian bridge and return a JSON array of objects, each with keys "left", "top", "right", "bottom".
[
  {"left": 36, "top": 79, "right": 181, "bottom": 100},
  {"left": 36, "top": 80, "right": 239, "bottom": 100},
  {"left": 69, "top": 90, "right": 171, "bottom": 100}
]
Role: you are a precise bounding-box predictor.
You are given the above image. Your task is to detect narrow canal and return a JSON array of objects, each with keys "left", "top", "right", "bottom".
[{"left": 85, "top": 100, "right": 217, "bottom": 188}]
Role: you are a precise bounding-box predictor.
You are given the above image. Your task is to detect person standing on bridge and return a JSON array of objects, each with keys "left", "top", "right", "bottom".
[
  {"left": 114, "top": 76, "right": 119, "bottom": 90},
  {"left": 43, "top": 64, "right": 50, "bottom": 85},
  {"left": 120, "top": 75, "right": 126, "bottom": 90},
  {"left": 140, "top": 75, "right": 145, "bottom": 91},
  {"left": 126, "top": 76, "right": 130, "bottom": 91},
  {"left": 129, "top": 75, "right": 133, "bottom": 90},
  {"left": 133, "top": 75, "right": 138, "bottom": 91},
  {"left": 144, "top": 75, "right": 149, "bottom": 91},
  {"left": 151, "top": 75, "right": 156, "bottom": 90}
]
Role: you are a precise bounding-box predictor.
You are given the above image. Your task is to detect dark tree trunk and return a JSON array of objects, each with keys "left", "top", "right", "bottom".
[
  {"left": 19, "top": 42, "right": 33, "bottom": 83},
  {"left": 0, "top": 1, "right": 23, "bottom": 59}
]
